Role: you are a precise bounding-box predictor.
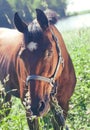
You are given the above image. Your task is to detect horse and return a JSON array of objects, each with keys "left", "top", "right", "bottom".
[{"left": 0, "top": 9, "right": 76, "bottom": 130}]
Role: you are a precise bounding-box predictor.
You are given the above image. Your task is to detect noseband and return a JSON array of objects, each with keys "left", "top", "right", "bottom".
[{"left": 26, "top": 28, "right": 64, "bottom": 95}]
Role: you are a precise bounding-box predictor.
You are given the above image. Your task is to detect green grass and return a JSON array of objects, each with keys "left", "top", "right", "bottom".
[
  {"left": 62, "top": 28, "right": 90, "bottom": 130},
  {"left": 0, "top": 28, "right": 90, "bottom": 130}
]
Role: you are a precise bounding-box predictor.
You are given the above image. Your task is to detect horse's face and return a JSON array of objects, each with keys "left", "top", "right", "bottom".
[{"left": 14, "top": 9, "right": 59, "bottom": 116}]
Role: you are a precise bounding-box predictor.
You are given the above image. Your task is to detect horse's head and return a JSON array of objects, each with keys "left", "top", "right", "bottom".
[{"left": 14, "top": 9, "right": 63, "bottom": 117}]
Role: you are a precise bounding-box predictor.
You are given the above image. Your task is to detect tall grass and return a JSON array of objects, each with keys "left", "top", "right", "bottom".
[
  {"left": 0, "top": 28, "right": 90, "bottom": 130},
  {"left": 62, "top": 28, "right": 90, "bottom": 130}
]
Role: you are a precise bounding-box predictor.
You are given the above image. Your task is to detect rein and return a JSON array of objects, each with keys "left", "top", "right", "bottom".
[{"left": 26, "top": 28, "right": 64, "bottom": 95}]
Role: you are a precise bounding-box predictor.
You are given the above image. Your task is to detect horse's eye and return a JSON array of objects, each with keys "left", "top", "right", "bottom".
[
  {"left": 52, "top": 35, "right": 54, "bottom": 41},
  {"left": 45, "top": 50, "right": 49, "bottom": 57},
  {"left": 45, "top": 49, "right": 53, "bottom": 58}
]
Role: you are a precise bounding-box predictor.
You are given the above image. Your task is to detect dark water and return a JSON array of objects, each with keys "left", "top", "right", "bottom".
[{"left": 56, "top": 13, "right": 90, "bottom": 32}]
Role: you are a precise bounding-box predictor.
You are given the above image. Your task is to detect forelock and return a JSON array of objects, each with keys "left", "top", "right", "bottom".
[{"left": 27, "top": 20, "right": 43, "bottom": 43}]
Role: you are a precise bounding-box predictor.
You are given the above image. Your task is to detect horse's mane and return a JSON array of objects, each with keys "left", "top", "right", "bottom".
[
  {"left": 44, "top": 9, "right": 58, "bottom": 24},
  {"left": 26, "top": 8, "right": 58, "bottom": 44}
]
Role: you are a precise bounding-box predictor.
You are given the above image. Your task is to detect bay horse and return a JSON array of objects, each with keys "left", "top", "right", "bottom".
[{"left": 0, "top": 9, "right": 76, "bottom": 130}]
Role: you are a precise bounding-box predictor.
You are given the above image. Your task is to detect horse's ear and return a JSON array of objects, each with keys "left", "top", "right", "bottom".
[
  {"left": 14, "top": 12, "right": 27, "bottom": 33},
  {"left": 36, "top": 9, "right": 49, "bottom": 30}
]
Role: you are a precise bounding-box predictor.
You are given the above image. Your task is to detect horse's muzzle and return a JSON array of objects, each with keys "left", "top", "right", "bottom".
[{"left": 31, "top": 99, "right": 50, "bottom": 117}]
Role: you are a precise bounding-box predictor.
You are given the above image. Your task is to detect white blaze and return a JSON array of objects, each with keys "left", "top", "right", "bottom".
[{"left": 27, "top": 42, "right": 38, "bottom": 52}]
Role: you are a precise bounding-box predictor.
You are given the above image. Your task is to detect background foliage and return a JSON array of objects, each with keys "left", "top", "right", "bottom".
[
  {"left": 0, "top": 27, "right": 90, "bottom": 130},
  {"left": 0, "top": 0, "right": 67, "bottom": 28},
  {"left": 63, "top": 28, "right": 90, "bottom": 130}
]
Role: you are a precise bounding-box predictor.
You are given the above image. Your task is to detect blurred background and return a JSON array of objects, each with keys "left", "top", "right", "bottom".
[{"left": 0, "top": 0, "right": 90, "bottom": 31}]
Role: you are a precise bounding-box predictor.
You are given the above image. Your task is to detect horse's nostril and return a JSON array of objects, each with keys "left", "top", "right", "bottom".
[{"left": 38, "top": 101, "right": 45, "bottom": 112}]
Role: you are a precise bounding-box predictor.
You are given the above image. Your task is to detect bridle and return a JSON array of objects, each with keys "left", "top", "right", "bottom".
[{"left": 25, "top": 27, "right": 64, "bottom": 96}]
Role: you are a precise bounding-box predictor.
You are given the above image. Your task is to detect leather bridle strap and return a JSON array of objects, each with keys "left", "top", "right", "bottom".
[
  {"left": 51, "top": 29, "right": 64, "bottom": 80},
  {"left": 26, "top": 75, "right": 55, "bottom": 87}
]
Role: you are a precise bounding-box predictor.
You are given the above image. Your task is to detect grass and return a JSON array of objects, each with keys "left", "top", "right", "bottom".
[
  {"left": 62, "top": 28, "right": 90, "bottom": 130},
  {"left": 0, "top": 27, "right": 90, "bottom": 130}
]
